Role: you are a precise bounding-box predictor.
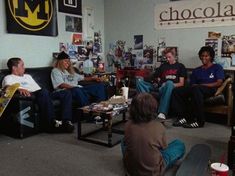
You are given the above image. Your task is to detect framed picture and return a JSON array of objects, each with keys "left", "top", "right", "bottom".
[
  {"left": 157, "top": 46, "right": 178, "bottom": 62},
  {"left": 205, "top": 39, "right": 219, "bottom": 56},
  {"left": 65, "top": 15, "right": 82, "bottom": 33},
  {"left": 134, "top": 35, "right": 143, "bottom": 50},
  {"left": 222, "top": 35, "right": 235, "bottom": 56}
]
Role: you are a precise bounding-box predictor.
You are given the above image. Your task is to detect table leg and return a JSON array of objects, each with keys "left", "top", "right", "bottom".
[
  {"left": 107, "top": 115, "right": 113, "bottom": 147},
  {"left": 77, "top": 109, "right": 83, "bottom": 139}
]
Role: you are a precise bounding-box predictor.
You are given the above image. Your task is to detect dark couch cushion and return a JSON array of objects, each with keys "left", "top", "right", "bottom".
[
  {"left": 25, "top": 67, "right": 54, "bottom": 92},
  {"left": 204, "top": 94, "right": 225, "bottom": 106}
]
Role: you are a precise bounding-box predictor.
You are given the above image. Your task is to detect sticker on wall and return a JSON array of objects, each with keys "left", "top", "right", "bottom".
[
  {"left": 65, "top": 15, "right": 82, "bottom": 33},
  {"left": 84, "top": 7, "right": 94, "bottom": 40},
  {"left": 134, "top": 35, "right": 143, "bottom": 50},
  {"left": 222, "top": 35, "right": 235, "bottom": 57},
  {"left": 58, "top": 0, "right": 82, "bottom": 16},
  {"left": 6, "top": 0, "right": 58, "bottom": 36},
  {"left": 72, "top": 33, "right": 83, "bottom": 45},
  {"left": 205, "top": 39, "right": 220, "bottom": 56}
]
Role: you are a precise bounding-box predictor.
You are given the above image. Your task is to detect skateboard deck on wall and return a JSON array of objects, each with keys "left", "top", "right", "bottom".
[
  {"left": 176, "top": 144, "right": 211, "bottom": 176},
  {"left": 0, "top": 83, "right": 20, "bottom": 118}
]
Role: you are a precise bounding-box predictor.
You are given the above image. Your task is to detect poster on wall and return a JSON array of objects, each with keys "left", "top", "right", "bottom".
[
  {"left": 65, "top": 15, "right": 82, "bottom": 33},
  {"left": 222, "top": 35, "right": 235, "bottom": 56},
  {"left": 205, "top": 39, "right": 219, "bottom": 56},
  {"left": 6, "top": 0, "right": 58, "bottom": 36},
  {"left": 155, "top": 0, "right": 235, "bottom": 29},
  {"left": 84, "top": 7, "right": 94, "bottom": 40},
  {"left": 134, "top": 35, "right": 143, "bottom": 50},
  {"left": 132, "top": 50, "right": 143, "bottom": 68},
  {"left": 58, "top": 0, "right": 82, "bottom": 16},
  {"left": 72, "top": 33, "right": 83, "bottom": 45},
  {"left": 143, "top": 48, "right": 154, "bottom": 64},
  {"left": 93, "top": 32, "right": 102, "bottom": 54}
]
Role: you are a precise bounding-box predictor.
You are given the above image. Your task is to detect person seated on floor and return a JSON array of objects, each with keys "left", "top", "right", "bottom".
[
  {"left": 121, "top": 93, "right": 185, "bottom": 175},
  {"left": 171, "top": 46, "right": 224, "bottom": 128},
  {"left": 2, "top": 57, "right": 74, "bottom": 133},
  {"left": 136, "top": 47, "right": 187, "bottom": 120},
  {"left": 51, "top": 51, "right": 106, "bottom": 107}
]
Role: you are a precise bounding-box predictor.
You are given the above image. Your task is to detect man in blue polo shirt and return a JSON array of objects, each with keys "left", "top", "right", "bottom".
[{"left": 171, "top": 46, "right": 224, "bottom": 128}]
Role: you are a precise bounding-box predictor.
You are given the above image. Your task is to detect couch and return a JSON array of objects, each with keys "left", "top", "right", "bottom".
[{"left": 0, "top": 67, "right": 112, "bottom": 138}]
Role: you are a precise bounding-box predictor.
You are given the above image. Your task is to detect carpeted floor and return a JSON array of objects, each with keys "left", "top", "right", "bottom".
[{"left": 0, "top": 120, "right": 231, "bottom": 176}]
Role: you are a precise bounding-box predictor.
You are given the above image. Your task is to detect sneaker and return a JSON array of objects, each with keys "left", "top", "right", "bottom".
[
  {"left": 94, "top": 116, "right": 103, "bottom": 125},
  {"left": 49, "top": 120, "right": 63, "bottom": 133},
  {"left": 183, "top": 122, "right": 203, "bottom": 128},
  {"left": 54, "top": 120, "right": 63, "bottom": 128},
  {"left": 172, "top": 118, "right": 187, "bottom": 127},
  {"left": 94, "top": 116, "right": 108, "bottom": 125},
  {"left": 62, "top": 121, "right": 74, "bottom": 133},
  {"left": 157, "top": 113, "right": 166, "bottom": 120}
]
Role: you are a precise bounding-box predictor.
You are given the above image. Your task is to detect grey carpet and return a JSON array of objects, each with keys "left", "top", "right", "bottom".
[{"left": 0, "top": 120, "right": 230, "bottom": 176}]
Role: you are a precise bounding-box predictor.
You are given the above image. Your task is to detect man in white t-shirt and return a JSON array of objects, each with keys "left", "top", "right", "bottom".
[{"left": 2, "top": 57, "right": 74, "bottom": 133}]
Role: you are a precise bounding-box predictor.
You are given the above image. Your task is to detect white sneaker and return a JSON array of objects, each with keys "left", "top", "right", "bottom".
[
  {"left": 157, "top": 113, "right": 166, "bottom": 120},
  {"left": 54, "top": 120, "right": 63, "bottom": 128},
  {"left": 94, "top": 116, "right": 103, "bottom": 125}
]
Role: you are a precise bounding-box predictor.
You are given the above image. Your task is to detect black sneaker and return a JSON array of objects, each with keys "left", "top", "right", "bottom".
[
  {"left": 49, "top": 120, "right": 63, "bottom": 133},
  {"left": 183, "top": 122, "right": 203, "bottom": 128},
  {"left": 172, "top": 118, "right": 187, "bottom": 127},
  {"left": 62, "top": 121, "right": 74, "bottom": 133}
]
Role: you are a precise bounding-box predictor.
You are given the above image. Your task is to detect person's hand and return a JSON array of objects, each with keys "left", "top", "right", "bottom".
[
  {"left": 94, "top": 77, "right": 102, "bottom": 82},
  {"left": 18, "top": 88, "right": 31, "bottom": 97}
]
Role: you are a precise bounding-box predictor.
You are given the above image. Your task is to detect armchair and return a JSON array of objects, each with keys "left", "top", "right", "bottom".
[{"left": 204, "top": 77, "right": 233, "bottom": 125}]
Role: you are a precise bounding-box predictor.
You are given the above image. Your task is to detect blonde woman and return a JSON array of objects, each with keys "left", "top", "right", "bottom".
[{"left": 51, "top": 51, "right": 106, "bottom": 107}]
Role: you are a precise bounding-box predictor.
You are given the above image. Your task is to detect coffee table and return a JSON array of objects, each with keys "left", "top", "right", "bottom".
[{"left": 77, "top": 103, "right": 128, "bottom": 147}]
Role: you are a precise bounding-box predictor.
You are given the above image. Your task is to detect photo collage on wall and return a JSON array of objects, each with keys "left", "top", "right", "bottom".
[
  {"left": 106, "top": 35, "right": 159, "bottom": 72},
  {"left": 53, "top": 1, "right": 105, "bottom": 74},
  {"left": 205, "top": 32, "right": 235, "bottom": 69}
]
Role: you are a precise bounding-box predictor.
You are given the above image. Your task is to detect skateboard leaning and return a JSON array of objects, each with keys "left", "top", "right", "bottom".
[
  {"left": 176, "top": 144, "right": 211, "bottom": 176},
  {"left": 0, "top": 83, "right": 20, "bottom": 118}
]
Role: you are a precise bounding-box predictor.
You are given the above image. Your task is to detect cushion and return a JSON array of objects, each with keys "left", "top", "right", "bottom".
[
  {"left": 214, "top": 77, "right": 232, "bottom": 96},
  {"left": 204, "top": 94, "right": 225, "bottom": 105}
]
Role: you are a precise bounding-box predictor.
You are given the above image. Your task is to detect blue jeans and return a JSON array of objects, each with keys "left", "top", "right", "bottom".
[
  {"left": 70, "top": 83, "right": 106, "bottom": 107},
  {"left": 160, "top": 139, "right": 185, "bottom": 168},
  {"left": 34, "top": 89, "right": 54, "bottom": 123},
  {"left": 136, "top": 79, "right": 175, "bottom": 114},
  {"left": 51, "top": 90, "right": 72, "bottom": 122},
  {"left": 136, "top": 78, "right": 154, "bottom": 93},
  {"left": 158, "top": 81, "right": 175, "bottom": 115},
  {"left": 121, "top": 139, "right": 185, "bottom": 169}
]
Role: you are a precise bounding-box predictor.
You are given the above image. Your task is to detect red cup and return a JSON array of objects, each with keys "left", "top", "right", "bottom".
[{"left": 210, "top": 163, "right": 229, "bottom": 176}]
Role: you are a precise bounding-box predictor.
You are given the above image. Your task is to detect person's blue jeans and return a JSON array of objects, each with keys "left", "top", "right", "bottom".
[
  {"left": 136, "top": 79, "right": 175, "bottom": 115},
  {"left": 84, "top": 83, "right": 106, "bottom": 102},
  {"left": 70, "top": 83, "right": 106, "bottom": 107},
  {"left": 160, "top": 139, "right": 185, "bottom": 169},
  {"left": 121, "top": 139, "right": 185, "bottom": 169},
  {"left": 34, "top": 89, "right": 54, "bottom": 124},
  {"left": 136, "top": 78, "right": 154, "bottom": 93},
  {"left": 158, "top": 80, "right": 175, "bottom": 115},
  {"left": 51, "top": 89, "right": 72, "bottom": 122}
]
